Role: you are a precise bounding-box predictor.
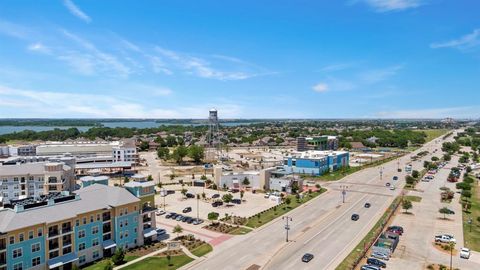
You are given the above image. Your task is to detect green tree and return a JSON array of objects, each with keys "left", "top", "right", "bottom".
[
  {"left": 188, "top": 145, "right": 205, "bottom": 164},
  {"left": 181, "top": 188, "right": 188, "bottom": 198},
  {"left": 405, "top": 175, "right": 416, "bottom": 185},
  {"left": 139, "top": 140, "right": 149, "bottom": 151},
  {"left": 461, "top": 190, "right": 472, "bottom": 198},
  {"left": 242, "top": 177, "right": 250, "bottom": 186},
  {"left": 222, "top": 193, "right": 233, "bottom": 204},
  {"left": 443, "top": 153, "right": 451, "bottom": 161},
  {"left": 157, "top": 146, "right": 169, "bottom": 160},
  {"left": 173, "top": 224, "right": 183, "bottom": 238},
  {"left": 167, "top": 255, "right": 172, "bottom": 266},
  {"left": 439, "top": 207, "right": 453, "bottom": 219},
  {"left": 103, "top": 261, "right": 113, "bottom": 270},
  {"left": 208, "top": 212, "right": 219, "bottom": 223},
  {"left": 111, "top": 247, "right": 125, "bottom": 265},
  {"left": 402, "top": 199, "right": 412, "bottom": 213},
  {"left": 124, "top": 176, "right": 129, "bottom": 184},
  {"left": 166, "top": 136, "right": 177, "bottom": 147},
  {"left": 431, "top": 156, "right": 439, "bottom": 162},
  {"left": 172, "top": 146, "right": 188, "bottom": 164},
  {"left": 72, "top": 264, "right": 80, "bottom": 270},
  {"left": 412, "top": 170, "right": 420, "bottom": 179},
  {"left": 285, "top": 197, "right": 291, "bottom": 208},
  {"left": 147, "top": 175, "right": 153, "bottom": 181}
]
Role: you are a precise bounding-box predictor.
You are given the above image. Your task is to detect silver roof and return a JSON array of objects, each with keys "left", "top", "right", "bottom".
[{"left": 0, "top": 184, "right": 139, "bottom": 233}]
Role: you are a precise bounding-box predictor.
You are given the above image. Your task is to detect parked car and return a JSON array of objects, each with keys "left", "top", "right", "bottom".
[
  {"left": 165, "top": 213, "right": 174, "bottom": 219},
  {"left": 367, "top": 258, "right": 386, "bottom": 268},
  {"left": 264, "top": 192, "right": 271, "bottom": 198},
  {"left": 361, "top": 265, "right": 380, "bottom": 270},
  {"left": 371, "top": 252, "right": 389, "bottom": 261},
  {"left": 166, "top": 190, "right": 175, "bottom": 195},
  {"left": 393, "top": 176, "right": 398, "bottom": 181},
  {"left": 186, "top": 217, "right": 194, "bottom": 224},
  {"left": 212, "top": 194, "right": 220, "bottom": 199},
  {"left": 435, "top": 234, "right": 456, "bottom": 243},
  {"left": 181, "top": 216, "right": 189, "bottom": 222},
  {"left": 186, "top": 193, "right": 195, "bottom": 199},
  {"left": 232, "top": 199, "right": 242, "bottom": 204},
  {"left": 389, "top": 186, "right": 396, "bottom": 190},
  {"left": 385, "top": 183, "right": 391, "bottom": 187},
  {"left": 182, "top": 207, "right": 192, "bottom": 213},
  {"left": 156, "top": 228, "right": 166, "bottom": 235},
  {"left": 212, "top": 201, "right": 223, "bottom": 207},
  {"left": 364, "top": 203, "right": 371, "bottom": 208},
  {"left": 301, "top": 253, "right": 314, "bottom": 263},
  {"left": 175, "top": 215, "right": 183, "bottom": 221},
  {"left": 351, "top": 214, "right": 360, "bottom": 221},
  {"left": 387, "top": 225, "right": 404, "bottom": 234},
  {"left": 460, "top": 248, "right": 471, "bottom": 259},
  {"left": 156, "top": 210, "right": 166, "bottom": 216},
  {"left": 192, "top": 218, "right": 204, "bottom": 225}
]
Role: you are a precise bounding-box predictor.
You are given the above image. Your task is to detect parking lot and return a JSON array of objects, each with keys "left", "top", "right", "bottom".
[{"left": 154, "top": 185, "right": 278, "bottom": 221}]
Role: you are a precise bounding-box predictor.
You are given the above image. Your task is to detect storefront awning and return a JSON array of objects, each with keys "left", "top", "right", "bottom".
[
  {"left": 143, "top": 228, "right": 157, "bottom": 238},
  {"left": 102, "top": 239, "right": 117, "bottom": 249},
  {"left": 48, "top": 252, "right": 78, "bottom": 269}
]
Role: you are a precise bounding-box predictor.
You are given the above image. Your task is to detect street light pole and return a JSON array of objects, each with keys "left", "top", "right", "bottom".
[
  {"left": 162, "top": 188, "right": 166, "bottom": 211},
  {"left": 340, "top": 185, "right": 348, "bottom": 203},
  {"left": 282, "top": 216, "right": 292, "bottom": 242}
]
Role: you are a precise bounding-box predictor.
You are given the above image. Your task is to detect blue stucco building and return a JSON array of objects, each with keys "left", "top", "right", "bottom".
[{"left": 283, "top": 150, "right": 350, "bottom": 176}]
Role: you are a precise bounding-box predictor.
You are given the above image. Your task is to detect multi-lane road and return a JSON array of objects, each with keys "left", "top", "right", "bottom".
[{"left": 182, "top": 133, "right": 453, "bottom": 270}]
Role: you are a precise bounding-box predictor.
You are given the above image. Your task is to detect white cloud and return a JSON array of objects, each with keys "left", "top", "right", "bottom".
[
  {"left": 430, "top": 29, "right": 480, "bottom": 50},
  {"left": 63, "top": 0, "right": 92, "bottom": 23},
  {"left": 0, "top": 20, "right": 31, "bottom": 39},
  {"left": 155, "top": 46, "right": 261, "bottom": 81},
  {"left": 358, "top": 65, "right": 403, "bottom": 83},
  {"left": 319, "top": 63, "right": 355, "bottom": 72},
  {"left": 312, "top": 83, "right": 329, "bottom": 93},
  {"left": 351, "top": 0, "right": 424, "bottom": 12},
  {"left": 27, "top": 43, "right": 51, "bottom": 54},
  {"left": 374, "top": 106, "right": 479, "bottom": 118}
]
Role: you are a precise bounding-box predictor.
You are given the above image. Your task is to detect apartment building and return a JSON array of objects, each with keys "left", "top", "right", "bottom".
[
  {"left": 0, "top": 162, "right": 75, "bottom": 204},
  {"left": 283, "top": 150, "right": 350, "bottom": 176},
  {"left": 296, "top": 136, "right": 339, "bottom": 152},
  {"left": 0, "top": 184, "right": 157, "bottom": 270}
]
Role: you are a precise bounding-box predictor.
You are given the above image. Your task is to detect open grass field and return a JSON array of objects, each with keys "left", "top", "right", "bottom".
[
  {"left": 83, "top": 256, "right": 138, "bottom": 270},
  {"left": 122, "top": 254, "right": 193, "bottom": 270},
  {"left": 190, "top": 243, "right": 213, "bottom": 257},
  {"left": 463, "top": 184, "right": 480, "bottom": 251},
  {"left": 403, "top": 195, "right": 422, "bottom": 202},
  {"left": 246, "top": 189, "right": 326, "bottom": 228},
  {"left": 417, "top": 129, "right": 449, "bottom": 143}
]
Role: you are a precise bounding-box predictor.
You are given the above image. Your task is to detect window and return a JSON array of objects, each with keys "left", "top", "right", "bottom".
[
  {"left": 92, "top": 250, "right": 100, "bottom": 259},
  {"left": 124, "top": 231, "right": 129, "bottom": 238},
  {"left": 12, "top": 248, "right": 22, "bottom": 258},
  {"left": 78, "top": 243, "right": 85, "bottom": 251},
  {"left": 31, "top": 243, "right": 41, "bottom": 253},
  {"left": 37, "top": 228, "right": 43, "bottom": 237},
  {"left": 120, "top": 209, "right": 123, "bottom": 216},
  {"left": 82, "top": 217, "right": 87, "bottom": 225},
  {"left": 79, "top": 255, "right": 86, "bottom": 264},
  {"left": 28, "top": 231, "right": 34, "bottom": 240},
  {"left": 18, "top": 233, "right": 24, "bottom": 242},
  {"left": 49, "top": 250, "right": 59, "bottom": 259},
  {"left": 9, "top": 236, "right": 14, "bottom": 244},
  {"left": 63, "top": 246, "right": 72, "bottom": 255},
  {"left": 32, "top": 257, "right": 41, "bottom": 267},
  {"left": 75, "top": 219, "right": 79, "bottom": 226},
  {"left": 92, "top": 238, "right": 99, "bottom": 247},
  {"left": 90, "top": 215, "right": 94, "bottom": 223},
  {"left": 119, "top": 221, "right": 123, "bottom": 228},
  {"left": 96, "top": 214, "right": 100, "bottom": 221},
  {"left": 78, "top": 230, "right": 85, "bottom": 239},
  {"left": 124, "top": 208, "right": 128, "bottom": 215},
  {"left": 13, "top": 263, "right": 22, "bottom": 270},
  {"left": 92, "top": 226, "right": 99, "bottom": 234},
  {"left": 134, "top": 228, "right": 137, "bottom": 233}
]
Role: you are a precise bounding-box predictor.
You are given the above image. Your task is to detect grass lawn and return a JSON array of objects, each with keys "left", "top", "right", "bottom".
[
  {"left": 463, "top": 184, "right": 480, "bottom": 251},
  {"left": 417, "top": 129, "right": 449, "bottom": 142},
  {"left": 403, "top": 195, "right": 422, "bottom": 202},
  {"left": 229, "top": 226, "right": 252, "bottom": 235},
  {"left": 83, "top": 256, "right": 138, "bottom": 270},
  {"left": 246, "top": 189, "right": 326, "bottom": 228},
  {"left": 336, "top": 196, "right": 401, "bottom": 270},
  {"left": 122, "top": 254, "right": 193, "bottom": 270},
  {"left": 191, "top": 243, "right": 213, "bottom": 257}
]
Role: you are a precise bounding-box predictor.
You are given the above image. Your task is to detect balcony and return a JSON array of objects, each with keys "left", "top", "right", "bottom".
[
  {"left": 0, "top": 240, "right": 5, "bottom": 250},
  {"left": 102, "top": 234, "right": 111, "bottom": 241},
  {"left": 143, "top": 216, "right": 152, "bottom": 223},
  {"left": 102, "top": 214, "right": 111, "bottom": 222},
  {"left": 48, "top": 242, "right": 59, "bottom": 250},
  {"left": 48, "top": 229, "right": 59, "bottom": 238},
  {"left": 103, "top": 224, "right": 111, "bottom": 233},
  {"left": 61, "top": 227, "right": 72, "bottom": 234}
]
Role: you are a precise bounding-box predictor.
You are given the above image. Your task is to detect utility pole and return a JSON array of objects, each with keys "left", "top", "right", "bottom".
[
  {"left": 380, "top": 167, "right": 383, "bottom": 181},
  {"left": 162, "top": 188, "right": 166, "bottom": 211},
  {"left": 340, "top": 185, "right": 348, "bottom": 203},
  {"left": 196, "top": 194, "right": 200, "bottom": 220},
  {"left": 282, "top": 216, "right": 292, "bottom": 242}
]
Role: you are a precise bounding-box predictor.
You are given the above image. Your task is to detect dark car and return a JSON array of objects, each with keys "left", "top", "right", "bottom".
[
  {"left": 212, "top": 201, "right": 223, "bottom": 207},
  {"left": 186, "top": 217, "right": 194, "bottom": 224},
  {"left": 186, "top": 193, "right": 195, "bottom": 199},
  {"left": 351, "top": 214, "right": 360, "bottom": 221},
  {"left": 387, "top": 226, "right": 404, "bottom": 235},
  {"left": 182, "top": 207, "right": 192, "bottom": 213},
  {"left": 181, "top": 216, "right": 189, "bottom": 222},
  {"left": 301, "top": 253, "right": 314, "bottom": 263},
  {"left": 364, "top": 203, "right": 371, "bottom": 208},
  {"left": 367, "top": 257, "right": 386, "bottom": 268},
  {"left": 232, "top": 199, "right": 242, "bottom": 204},
  {"left": 166, "top": 190, "right": 175, "bottom": 195},
  {"left": 212, "top": 194, "right": 220, "bottom": 199},
  {"left": 393, "top": 176, "right": 398, "bottom": 181},
  {"left": 166, "top": 212, "right": 176, "bottom": 219}
]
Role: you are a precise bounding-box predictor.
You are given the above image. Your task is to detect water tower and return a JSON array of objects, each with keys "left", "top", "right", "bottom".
[{"left": 207, "top": 108, "right": 219, "bottom": 147}]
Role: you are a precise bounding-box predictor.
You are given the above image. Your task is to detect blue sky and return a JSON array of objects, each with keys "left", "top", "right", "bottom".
[{"left": 0, "top": 0, "right": 479, "bottom": 119}]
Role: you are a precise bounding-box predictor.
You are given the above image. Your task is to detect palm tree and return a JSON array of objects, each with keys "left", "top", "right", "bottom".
[{"left": 173, "top": 225, "right": 183, "bottom": 238}]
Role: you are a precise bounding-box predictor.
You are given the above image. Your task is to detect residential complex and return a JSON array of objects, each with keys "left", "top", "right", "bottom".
[
  {"left": 0, "top": 162, "right": 75, "bottom": 205},
  {"left": 296, "top": 136, "right": 339, "bottom": 152},
  {"left": 0, "top": 184, "right": 158, "bottom": 270},
  {"left": 283, "top": 150, "right": 349, "bottom": 176}
]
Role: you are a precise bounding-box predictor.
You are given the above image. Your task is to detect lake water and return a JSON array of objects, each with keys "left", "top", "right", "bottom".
[{"left": 0, "top": 121, "right": 256, "bottom": 135}]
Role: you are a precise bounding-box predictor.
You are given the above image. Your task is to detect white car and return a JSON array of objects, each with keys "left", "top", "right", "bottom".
[
  {"left": 435, "top": 234, "right": 456, "bottom": 243},
  {"left": 389, "top": 186, "right": 396, "bottom": 190},
  {"left": 460, "top": 248, "right": 471, "bottom": 259},
  {"left": 156, "top": 210, "right": 166, "bottom": 216}
]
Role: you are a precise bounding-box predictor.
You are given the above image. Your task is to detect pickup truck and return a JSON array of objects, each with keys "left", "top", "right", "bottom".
[{"left": 435, "top": 234, "right": 456, "bottom": 243}]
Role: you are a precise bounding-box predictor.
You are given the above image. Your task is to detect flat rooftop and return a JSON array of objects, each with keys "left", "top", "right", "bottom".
[
  {"left": 288, "top": 150, "right": 349, "bottom": 159},
  {"left": 75, "top": 161, "right": 133, "bottom": 170}
]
